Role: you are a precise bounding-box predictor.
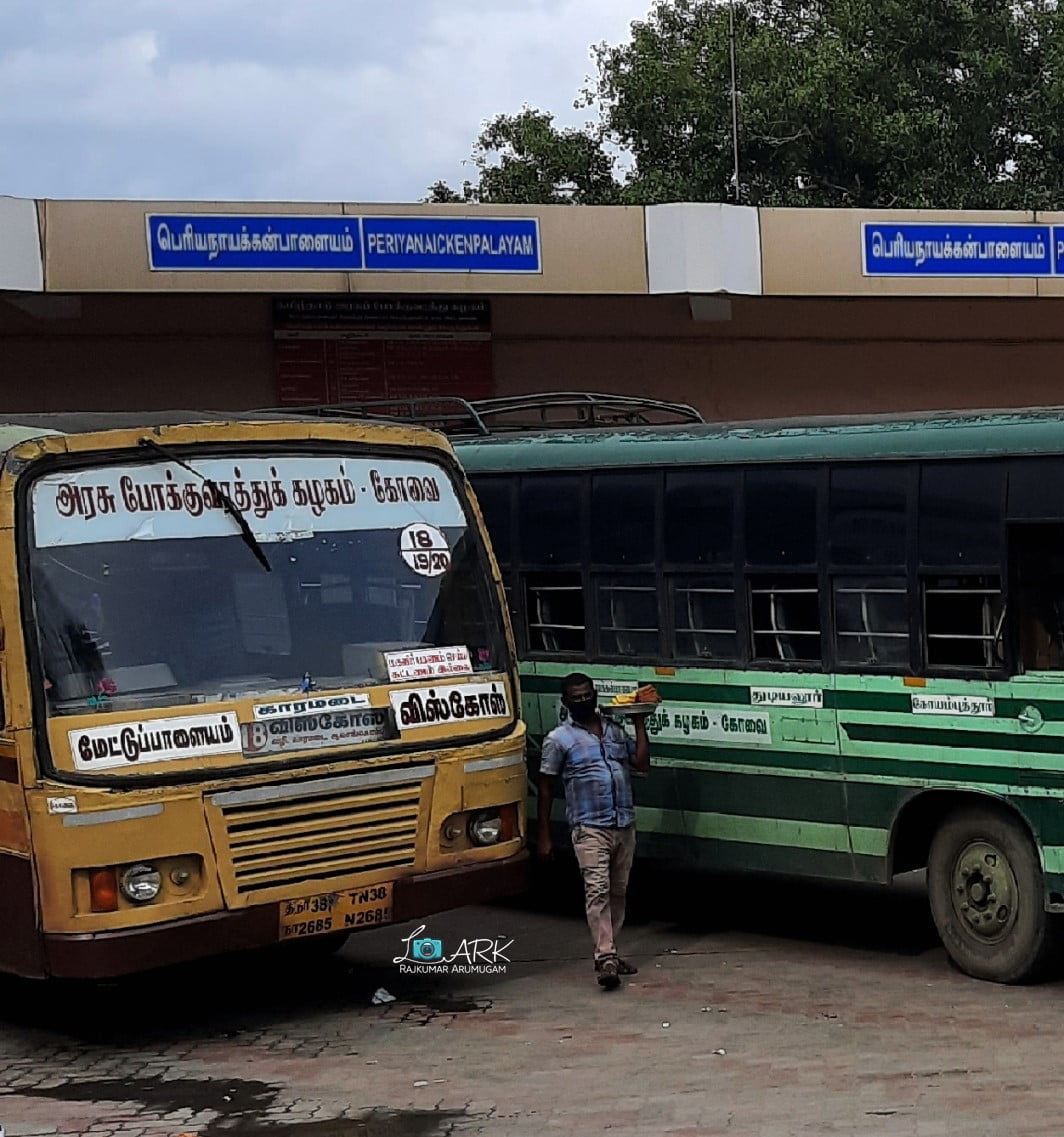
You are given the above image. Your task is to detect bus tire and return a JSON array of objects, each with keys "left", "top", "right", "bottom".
[{"left": 927, "top": 805, "right": 1054, "bottom": 984}]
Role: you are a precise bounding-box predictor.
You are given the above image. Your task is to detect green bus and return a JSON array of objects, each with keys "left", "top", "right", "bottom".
[{"left": 446, "top": 397, "right": 1064, "bottom": 985}]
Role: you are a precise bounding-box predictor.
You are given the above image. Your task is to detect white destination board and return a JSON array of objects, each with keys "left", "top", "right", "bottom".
[
  {"left": 750, "top": 687, "right": 824, "bottom": 709},
  {"left": 390, "top": 681, "right": 510, "bottom": 731},
  {"left": 33, "top": 456, "right": 466, "bottom": 548},
  {"left": 70, "top": 712, "right": 240, "bottom": 770},
  {"left": 911, "top": 693, "right": 994, "bottom": 717}
]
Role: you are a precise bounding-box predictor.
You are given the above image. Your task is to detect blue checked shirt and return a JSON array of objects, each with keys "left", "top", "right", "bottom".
[{"left": 540, "top": 715, "right": 637, "bottom": 829}]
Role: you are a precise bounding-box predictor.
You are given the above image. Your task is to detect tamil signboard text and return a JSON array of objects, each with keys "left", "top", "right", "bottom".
[
  {"left": 148, "top": 215, "right": 541, "bottom": 274},
  {"left": 70, "top": 712, "right": 240, "bottom": 770},
  {"left": 863, "top": 223, "right": 1054, "bottom": 277}
]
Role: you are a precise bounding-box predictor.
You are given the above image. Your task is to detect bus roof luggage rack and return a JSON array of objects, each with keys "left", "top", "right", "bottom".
[
  {"left": 254, "top": 392, "right": 704, "bottom": 436},
  {"left": 266, "top": 397, "right": 492, "bottom": 436},
  {"left": 463, "top": 393, "right": 705, "bottom": 431}
]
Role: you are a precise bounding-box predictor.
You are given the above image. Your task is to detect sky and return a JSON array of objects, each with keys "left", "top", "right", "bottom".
[{"left": 0, "top": 0, "right": 653, "bottom": 204}]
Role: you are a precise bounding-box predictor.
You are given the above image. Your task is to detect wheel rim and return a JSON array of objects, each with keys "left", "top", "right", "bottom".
[{"left": 949, "top": 839, "right": 1019, "bottom": 945}]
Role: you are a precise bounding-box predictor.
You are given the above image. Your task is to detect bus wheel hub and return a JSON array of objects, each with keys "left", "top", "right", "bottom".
[{"left": 953, "top": 842, "right": 1016, "bottom": 941}]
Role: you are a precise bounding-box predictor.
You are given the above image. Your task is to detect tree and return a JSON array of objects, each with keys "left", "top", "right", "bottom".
[
  {"left": 429, "top": 0, "right": 1064, "bottom": 209},
  {"left": 427, "top": 108, "right": 621, "bottom": 205}
]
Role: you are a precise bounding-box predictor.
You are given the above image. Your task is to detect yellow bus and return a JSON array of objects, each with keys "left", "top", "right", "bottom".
[{"left": 0, "top": 412, "right": 527, "bottom": 978}]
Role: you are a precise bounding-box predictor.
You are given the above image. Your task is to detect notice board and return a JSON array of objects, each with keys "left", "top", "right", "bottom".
[{"left": 273, "top": 297, "right": 494, "bottom": 406}]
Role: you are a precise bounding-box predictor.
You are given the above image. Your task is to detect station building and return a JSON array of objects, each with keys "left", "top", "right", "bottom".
[{"left": 2, "top": 195, "right": 1064, "bottom": 419}]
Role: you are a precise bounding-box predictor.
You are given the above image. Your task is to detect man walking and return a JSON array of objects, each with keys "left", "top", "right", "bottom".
[{"left": 536, "top": 673, "right": 658, "bottom": 989}]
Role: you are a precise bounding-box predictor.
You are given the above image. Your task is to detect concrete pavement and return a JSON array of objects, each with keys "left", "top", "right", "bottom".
[{"left": 1, "top": 867, "right": 1061, "bottom": 1136}]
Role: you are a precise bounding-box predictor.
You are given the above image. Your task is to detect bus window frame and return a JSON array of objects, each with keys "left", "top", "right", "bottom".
[
  {"left": 468, "top": 475, "right": 522, "bottom": 653},
  {"left": 827, "top": 460, "right": 917, "bottom": 677},
  {"left": 17, "top": 438, "right": 519, "bottom": 790},
  {"left": 916, "top": 457, "right": 1010, "bottom": 680},
  {"left": 740, "top": 463, "right": 827, "bottom": 674},
  {"left": 473, "top": 456, "right": 1018, "bottom": 683},
  {"left": 664, "top": 466, "right": 743, "bottom": 665},
  {"left": 590, "top": 468, "right": 664, "bottom": 663}
]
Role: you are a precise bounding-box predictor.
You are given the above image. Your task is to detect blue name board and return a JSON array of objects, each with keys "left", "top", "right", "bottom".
[
  {"left": 362, "top": 217, "right": 541, "bottom": 274},
  {"left": 147, "top": 215, "right": 363, "bottom": 271},
  {"left": 863, "top": 222, "right": 1054, "bottom": 277},
  {"left": 147, "top": 214, "right": 542, "bottom": 274}
]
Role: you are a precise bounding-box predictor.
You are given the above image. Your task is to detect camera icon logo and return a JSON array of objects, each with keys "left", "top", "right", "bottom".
[{"left": 411, "top": 937, "right": 444, "bottom": 962}]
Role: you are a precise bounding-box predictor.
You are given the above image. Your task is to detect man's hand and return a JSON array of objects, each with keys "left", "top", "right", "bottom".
[
  {"left": 629, "top": 689, "right": 655, "bottom": 772},
  {"left": 536, "top": 833, "right": 554, "bottom": 861}
]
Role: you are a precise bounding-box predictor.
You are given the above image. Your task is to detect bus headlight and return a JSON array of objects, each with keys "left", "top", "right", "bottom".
[
  {"left": 468, "top": 811, "right": 503, "bottom": 846},
  {"left": 119, "top": 862, "right": 162, "bottom": 903}
]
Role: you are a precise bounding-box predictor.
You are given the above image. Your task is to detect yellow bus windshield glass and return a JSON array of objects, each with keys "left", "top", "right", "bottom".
[{"left": 29, "top": 453, "right": 501, "bottom": 720}]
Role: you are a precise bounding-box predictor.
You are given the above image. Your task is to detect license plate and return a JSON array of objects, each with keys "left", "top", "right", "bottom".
[{"left": 278, "top": 882, "right": 394, "bottom": 940}]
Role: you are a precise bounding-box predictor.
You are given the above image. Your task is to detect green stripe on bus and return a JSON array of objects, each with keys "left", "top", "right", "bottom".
[
  {"left": 645, "top": 767, "right": 844, "bottom": 824},
  {"left": 843, "top": 722, "right": 1064, "bottom": 756},
  {"left": 634, "top": 831, "right": 864, "bottom": 880},
  {"left": 653, "top": 759, "right": 1064, "bottom": 823},
  {"left": 650, "top": 741, "right": 840, "bottom": 772},
  {"left": 849, "top": 827, "right": 890, "bottom": 857},
  {"left": 628, "top": 736, "right": 1064, "bottom": 799},
  {"left": 997, "top": 700, "right": 1064, "bottom": 722},
  {"left": 632, "top": 806, "right": 888, "bottom": 857},
  {"left": 843, "top": 752, "right": 1064, "bottom": 786},
  {"left": 653, "top": 744, "right": 1064, "bottom": 796}
]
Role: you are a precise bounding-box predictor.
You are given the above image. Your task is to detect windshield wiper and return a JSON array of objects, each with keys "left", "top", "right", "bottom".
[{"left": 138, "top": 437, "right": 272, "bottom": 573}]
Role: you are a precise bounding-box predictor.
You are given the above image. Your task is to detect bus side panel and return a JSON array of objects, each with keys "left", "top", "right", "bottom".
[
  {"left": 0, "top": 853, "right": 45, "bottom": 977},
  {"left": 840, "top": 674, "right": 1064, "bottom": 901},
  {"left": 1007, "top": 794, "right": 1064, "bottom": 907},
  {"left": 0, "top": 770, "right": 43, "bottom": 978},
  {"left": 527, "top": 663, "right": 858, "bottom": 883},
  {"left": 519, "top": 661, "right": 545, "bottom": 761}
]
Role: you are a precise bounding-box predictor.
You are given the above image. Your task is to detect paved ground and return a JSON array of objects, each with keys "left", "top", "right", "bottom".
[{"left": 2, "top": 863, "right": 1063, "bottom": 1137}]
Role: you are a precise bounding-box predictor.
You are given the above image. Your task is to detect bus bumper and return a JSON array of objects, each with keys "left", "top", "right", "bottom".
[{"left": 41, "top": 852, "right": 530, "bottom": 979}]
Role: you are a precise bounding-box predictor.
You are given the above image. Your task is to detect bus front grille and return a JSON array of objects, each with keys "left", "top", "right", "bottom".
[{"left": 208, "top": 765, "right": 432, "bottom": 901}]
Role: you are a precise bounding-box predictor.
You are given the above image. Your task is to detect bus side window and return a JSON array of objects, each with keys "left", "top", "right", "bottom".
[
  {"left": 670, "top": 576, "right": 738, "bottom": 661},
  {"left": 596, "top": 575, "right": 658, "bottom": 657},
  {"left": 1006, "top": 461, "right": 1064, "bottom": 673},
  {"left": 1008, "top": 524, "right": 1064, "bottom": 672},
  {"left": 470, "top": 476, "right": 519, "bottom": 636},
  {"left": 665, "top": 469, "right": 739, "bottom": 663},
  {"left": 525, "top": 573, "right": 584, "bottom": 654},
  {"left": 592, "top": 473, "right": 660, "bottom": 658},
  {"left": 744, "top": 468, "right": 821, "bottom": 665},
  {"left": 750, "top": 575, "right": 821, "bottom": 661},
  {"left": 829, "top": 464, "right": 912, "bottom": 669},
  {"left": 923, "top": 574, "right": 1005, "bottom": 669},
  {"left": 834, "top": 577, "right": 909, "bottom": 666},
  {"left": 518, "top": 475, "right": 586, "bottom": 657},
  {"left": 470, "top": 476, "right": 513, "bottom": 567},
  {"left": 591, "top": 473, "right": 656, "bottom": 566},
  {"left": 919, "top": 462, "right": 1005, "bottom": 672}
]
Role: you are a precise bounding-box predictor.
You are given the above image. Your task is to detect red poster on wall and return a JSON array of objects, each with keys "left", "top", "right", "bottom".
[{"left": 273, "top": 297, "right": 493, "bottom": 406}]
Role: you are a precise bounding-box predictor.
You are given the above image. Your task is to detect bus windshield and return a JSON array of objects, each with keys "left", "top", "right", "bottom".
[{"left": 29, "top": 452, "right": 504, "bottom": 720}]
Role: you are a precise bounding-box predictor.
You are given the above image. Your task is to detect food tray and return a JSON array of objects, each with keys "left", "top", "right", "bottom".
[{"left": 603, "top": 701, "right": 662, "bottom": 716}]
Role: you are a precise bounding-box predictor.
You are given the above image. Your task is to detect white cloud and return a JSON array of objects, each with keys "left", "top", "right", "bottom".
[{"left": 0, "top": 0, "right": 651, "bottom": 202}]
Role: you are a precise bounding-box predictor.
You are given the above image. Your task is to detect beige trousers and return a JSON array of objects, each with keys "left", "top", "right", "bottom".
[{"left": 571, "top": 824, "right": 637, "bottom": 961}]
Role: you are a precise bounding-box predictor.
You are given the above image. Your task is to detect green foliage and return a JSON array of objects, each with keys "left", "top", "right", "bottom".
[
  {"left": 429, "top": 0, "right": 1064, "bottom": 209},
  {"left": 426, "top": 108, "right": 621, "bottom": 205}
]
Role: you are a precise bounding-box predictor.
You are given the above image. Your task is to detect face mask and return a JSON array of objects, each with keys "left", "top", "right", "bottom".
[{"left": 567, "top": 695, "right": 596, "bottom": 721}]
